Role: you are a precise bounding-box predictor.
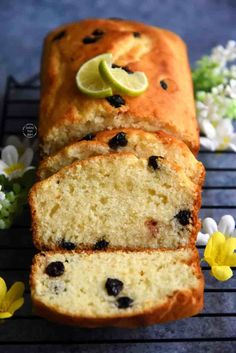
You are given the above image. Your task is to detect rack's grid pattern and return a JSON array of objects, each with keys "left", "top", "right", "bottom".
[{"left": 0, "top": 76, "right": 235, "bottom": 351}]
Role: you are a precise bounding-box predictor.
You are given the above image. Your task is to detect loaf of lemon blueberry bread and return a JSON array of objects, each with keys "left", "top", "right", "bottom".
[
  {"left": 30, "top": 248, "right": 204, "bottom": 327},
  {"left": 29, "top": 18, "right": 204, "bottom": 327},
  {"left": 39, "top": 18, "right": 199, "bottom": 155}
]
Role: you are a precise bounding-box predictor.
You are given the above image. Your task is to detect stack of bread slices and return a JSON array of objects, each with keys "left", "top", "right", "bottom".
[{"left": 29, "top": 18, "right": 205, "bottom": 327}]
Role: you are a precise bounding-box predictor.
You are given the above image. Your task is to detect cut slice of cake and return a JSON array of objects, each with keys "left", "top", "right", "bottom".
[
  {"left": 37, "top": 129, "right": 205, "bottom": 182},
  {"left": 29, "top": 153, "right": 202, "bottom": 251},
  {"left": 30, "top": 248, "right": 204, "bottom": 327}
]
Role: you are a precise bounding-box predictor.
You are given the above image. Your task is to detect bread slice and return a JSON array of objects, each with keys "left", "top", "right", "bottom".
[
  {"left": 29, "top": 153, "right": 202, "bottom": 250},
  {"left": 39, "top": 19, "right": 199, "bottom": 155},
  {"left": 38, "top": 129, "right": 204, "bottom": 182},
  {"left": 30, "top": 248, "right": 204, "bottom": 327}
]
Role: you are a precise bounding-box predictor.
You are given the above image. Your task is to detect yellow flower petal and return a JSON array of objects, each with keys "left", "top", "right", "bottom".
[
  {"left": 8, "top": 298, "right": 24, "bottom": 315},
  {"left": 211, "top": 265, "right": 233, "bottom": 281},
  {"left": 0, "top": 312, "right": 12, "bottom": 319},
  {"left": 0, "top": 278, "right": 7, "bottom": 305},
  {"left": 204, "top": 232, "right": 225, "bottom": 266},
  {"left": 2, "top": 282, "right": 25, "bottom": 311},
  {"left": 219, "top": 237, "right": 236, "bottom": 265}
]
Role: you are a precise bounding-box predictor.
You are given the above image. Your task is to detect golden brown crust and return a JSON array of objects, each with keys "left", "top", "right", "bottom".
[
  {"left": 29, "top": 152, "right": 204, "bottom": 251},
  {"left": 30, "top": 248, "right": 204, "bottom": 328},
  {"left": 40, "top": 18, "right": 199, "bottom": 155}
]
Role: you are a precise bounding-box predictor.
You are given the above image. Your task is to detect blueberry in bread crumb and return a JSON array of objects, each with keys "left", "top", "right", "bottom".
[
  {"left": 106, "top": 95, "right": 125, "bottom": 108},
  {"left": 83, "top": 29, "right": 105, "bottom": 44},
  {"left": 93, "top": 239, "right": 109, "bottom": 250},
  {"left": 148, "top": 156, "right": 163, "bottom": 170},
  {"left": 82, "top": 36, "right": 101, "bottom": 44},
  {"left": 133, "top": 31, "right": 141, "bottom": 38},
  {"left": 92, "top": 29, "right": 104, "bottom": 36},
  {"left": 175, "top": 210, "right": 191, "bottom": 226},
  {"left": 117, "top": 296, "right": 133, "bottom": 309},
  {"left": 60, "top": 239, "right": 76, "bottom": 250},
  {"left": 52, "top": 30, "right": 66, "bottom": 41},
  {"left": 80, "top": 133, "right": 96, "bottom": 141},
  {"left": 111, "top": 64, "right": 133, "bottom": 74},
  {"left": 45, "top": 261, "right": 65, "bottom": 277},
  {"left": 122, "top": 65, "right": 134, "bottom": 74},
  {"left": 160, "top": 80, "right": 168, "bottom": 90},
  {"left": 108, "top": 132, "right": 128, "bottom": 150},
  {"left": 105, "top": 278, "right": 124, "bottom": 296}
]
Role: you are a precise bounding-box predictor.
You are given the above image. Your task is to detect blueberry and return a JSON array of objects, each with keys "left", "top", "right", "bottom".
[
  {"left": 122, "top": 65, "right": 133, "bottom": 74},
  {"left": 112, "top": 63, "right": 121, "bottom": 69},
  {"left": 133, "top": 31, "right": 141, "bottom": 38},
  {"left": 111, "top": 64, "right": 133, "bottom": 74},
  {"left": 80, "top": 133, "right": 96, "bottom": 141},
  {"left": 106, "top": 95, "right": 125, "bottom": 108},
  {"left": 52, "top": 30, "right": 66, "bottom": 41},
  {"left": 82, "top": 36, "right": 101, "bottom": 44},
  {"left": 45, "top": 261, "right": 65, "bottom": 277},
  {"left": 117, "top": 296, "right": 133, "bottom": 309},
  {"left": 160, "top": 80, "right": 168, "bottom": 90},
  {"left": 60, "top": 239, "right": 76, "bottom": 250},
  {"left": 105, "top": 278, "right": 124, "bottom": 296},
  {"left": 108, "top": 132, "right": 128, "bottom": 150},
  {"left": 92, "top": 29, "right": 104, "bottom": 36},
  {"left": 148, "top": 156, "right": 163, "bottom": 170},
  {"left": 175, "top": 210, "right": 191, "bottom": 226},
  {"left": 93, "top": 239, "right": 109, "bottom": 250}
]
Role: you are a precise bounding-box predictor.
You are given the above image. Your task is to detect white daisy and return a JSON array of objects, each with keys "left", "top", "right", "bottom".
[
  {"left": 0, "top": 145, "right": 34, "bottom": 180},
  {"left": 200, "top": 119, "right": 236, "bottom": 151},
  {"left": 197, "top": 215, "right": 236, "bottom": 245}
]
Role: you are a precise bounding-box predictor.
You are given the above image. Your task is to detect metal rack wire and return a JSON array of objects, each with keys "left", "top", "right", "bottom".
[{"left": 0, "top": 75, "right": 235, "bottom": 351}]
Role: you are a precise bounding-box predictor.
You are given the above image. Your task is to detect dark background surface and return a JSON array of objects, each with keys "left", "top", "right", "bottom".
[{"left": 0, "top": 0, "right": 236, "bottom": 352}]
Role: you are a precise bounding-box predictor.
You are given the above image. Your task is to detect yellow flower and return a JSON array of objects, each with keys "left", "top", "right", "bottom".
[
  {"left": 0, "top": 278, "right": 25, "bottom": 319},
  {"left": 204, "top": 231, "right": 236, "bottom": 281}
]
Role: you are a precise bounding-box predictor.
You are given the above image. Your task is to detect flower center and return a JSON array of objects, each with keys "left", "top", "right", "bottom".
[
  {"left": 219, "top": 136, "right": 230, "bottom": 150},
  {"left": 4, "top": 163, "right": 24, "bottom": 176}
]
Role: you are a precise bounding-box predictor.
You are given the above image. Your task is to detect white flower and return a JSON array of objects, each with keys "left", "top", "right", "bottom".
[
  {"left": 0, "top": 145, "right": 34, "bottom": 180},
  {"left": 211, "top": 40, "right": 236, "bottom": 68},
  {"left": 225, "top": 79, "right": 236, "bottom": 99},
  {"left": 200, "top": 119, "right": 236, "bottom": 151},
  {"left": 0, "top": 186, "right": 5, "bottom": 201},
  {"left": 5, "top": 135, "right": 38, "bottom": 155},
  {"left": 196, "top": 86, "right": 232, "bottom": 126},
  {"left": 197, "top": 215, "right": 236, "bottom": 245}
]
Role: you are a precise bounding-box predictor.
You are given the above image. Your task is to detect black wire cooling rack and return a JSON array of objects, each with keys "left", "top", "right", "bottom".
[{"left": 0, "top": 75, "right": 235, "bottom": 352}]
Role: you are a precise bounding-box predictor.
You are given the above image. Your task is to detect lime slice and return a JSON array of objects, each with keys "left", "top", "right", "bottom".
[
  {"left": 99, "top": 60, "right": 148, "bottom": 96},
  {"left": 76, "top": 53, "right": 113, "bottom": 98}
]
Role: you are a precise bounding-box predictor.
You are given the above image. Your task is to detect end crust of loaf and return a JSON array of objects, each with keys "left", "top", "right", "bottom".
[
  {"left": 30, "top": 248, "right": 204, "bottom": 328},
  {"left": 39, "top": 18, "right": 199, "bottom": 155}
]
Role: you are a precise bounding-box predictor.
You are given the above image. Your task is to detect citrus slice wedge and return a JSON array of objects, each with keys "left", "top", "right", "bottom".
[
  {"left": 76, "top": 53, "right": 113, "bottom": 98},
  {"left": 99, "top": 60, "right": 148, "bottom": 96}
]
